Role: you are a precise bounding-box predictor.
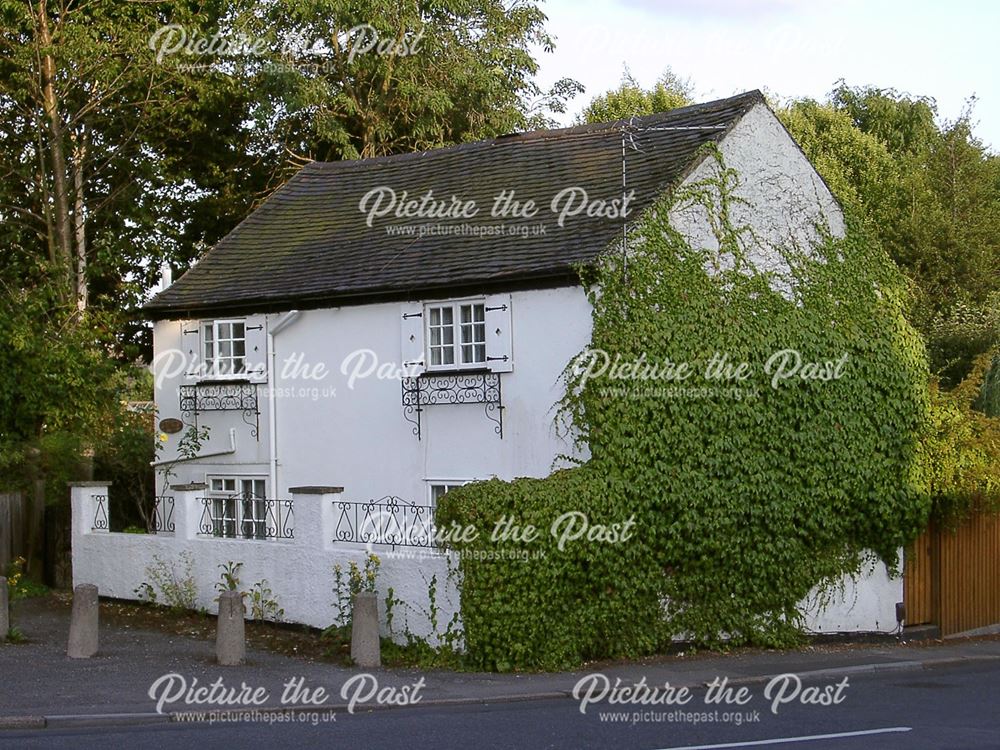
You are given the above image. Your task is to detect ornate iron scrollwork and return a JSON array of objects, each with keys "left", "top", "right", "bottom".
[
  {"left": 152, "top": 495, "right": 175, "bottom": 534},
  {"left": 197, "top": 496, "right": 294, "bottom": 541},
  {"left": 401, "top": 371, "right": 503, "bottom": 440},
  {"left": 333, "top": 496, "right": 435, "bottom": 549},
  {"left": 179, "top": 382, "right": 260, "bottom": 439},
  {"left": 92, "top": 495, "right": 109, "bottom": 531}
]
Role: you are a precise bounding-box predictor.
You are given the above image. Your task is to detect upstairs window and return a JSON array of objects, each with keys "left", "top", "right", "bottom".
[
  {"left": 203, "top": 320, "right": 246, "bottom": 376},
  {"left": 426, "top": 302, "right": 486, "bottom": 369}
]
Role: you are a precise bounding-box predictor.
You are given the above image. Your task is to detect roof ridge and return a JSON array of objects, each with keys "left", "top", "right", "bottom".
[{"left": 300, "top": 89, "right": 765, "bottom": 173}]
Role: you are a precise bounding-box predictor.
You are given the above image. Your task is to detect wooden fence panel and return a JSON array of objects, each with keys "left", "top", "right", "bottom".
[
  {"left": 904, "top": 513, "right": 1000, "bottom": 636},
  {"left": 937, "top": 513, "right": 1000, "bottom": 635},
  {"left": 0, "top": 492, "right": 26, "bottom": 572},
  {"left": 904, "top": 528, "right": 934, "bottom": 626}
]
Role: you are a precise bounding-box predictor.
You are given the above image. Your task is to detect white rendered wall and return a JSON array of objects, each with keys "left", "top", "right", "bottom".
[
  {"left": 670, "top": 101, "right": 846, "bottom": 281},
  {"left": 153, "top": 285, "right": 592, "bottom": 500},
  {"left": 800, "top": 556, "right": 903, "bottom": 634}
]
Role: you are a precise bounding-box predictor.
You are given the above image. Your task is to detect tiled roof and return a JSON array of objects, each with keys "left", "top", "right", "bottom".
[{"left": 144, "top": 90, "right": 765, "bottom": 319}]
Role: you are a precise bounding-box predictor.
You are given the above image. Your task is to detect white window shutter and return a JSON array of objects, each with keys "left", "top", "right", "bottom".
[
  {"left": 244, "top": 315, "right": 268, "bottom": 382},
  {"left": 400, "top": 303, "right": 426, "bottom": 375},
  {"left": 183, "top": 320, "right": 202, "bottom": 379},
  {"left": 484, "top": 294, "right": 513, "bottom": 372}
]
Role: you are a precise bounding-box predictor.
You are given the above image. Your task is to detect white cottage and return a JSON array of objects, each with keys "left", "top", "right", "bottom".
[{"left": 71, "top": 91, "right": 903, "bottom": 639}]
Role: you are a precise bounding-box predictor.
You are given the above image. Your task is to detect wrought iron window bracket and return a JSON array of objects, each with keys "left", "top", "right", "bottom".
[
  {"left": 401, "top": 370, "right": 503, "bottom": 440},
  {"left": 179, "top": 380, "right": 260, "bottom": 439}
]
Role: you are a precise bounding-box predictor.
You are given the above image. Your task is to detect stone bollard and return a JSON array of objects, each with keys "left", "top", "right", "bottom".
[
  {"left": 216, "top": 591, "right": 246, "bottom": 666},
  {"left": 0, "top": 577, "right": 9, "bottom": 641},
  {"left": 67, "top": 584, "right": 99, "bottom": 658},
  {"left": 350, "top": 591, "right": 381, "bottom": 668}
]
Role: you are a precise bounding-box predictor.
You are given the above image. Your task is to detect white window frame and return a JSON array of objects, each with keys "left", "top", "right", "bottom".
[
  {"left": 424, "top": 300, "right": 487, "bottom": 371},
  {"left": 427, "top": 479, "right": 474, "bottom": 507},
  {"left": 206, "top": 475, "right": 267, "bottom": 540},
  {"left": 202, "top": 319, "right": 248, "bottom": 378}
]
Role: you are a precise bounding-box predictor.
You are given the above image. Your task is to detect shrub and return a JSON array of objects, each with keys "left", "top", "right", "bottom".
[
  {"left": 438, "top": 152, "right": 931, "bottom": 670},
  {"left": 138, "top": 552, "right": 198, "bottom": 611}
]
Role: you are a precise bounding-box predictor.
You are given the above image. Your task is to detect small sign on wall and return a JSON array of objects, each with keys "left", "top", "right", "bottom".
[{"left": 159, "top": 418, "right": 184, "bottom": 434}]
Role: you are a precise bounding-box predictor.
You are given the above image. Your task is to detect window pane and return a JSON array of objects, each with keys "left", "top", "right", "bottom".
[
  {"left": 460, "top": 305, "right": 472, "bottom": 324},
  {"left": 234, "top": 340, "right": 246, "bottom": 357},
  {"left": 474, "top": 344, "right": 486, "bottom": 362},
  {"left": 442, "top": 326, "right": 454, "bottom": 345},
  {"left": 220, "top": 341, "right": 232, "bottom": 357},
  {"left": 430, "top": 327, "right": 442, "bottom": 346},
  {"left": 241, "top": 479, "right": 264, "bottom": 498},
  {"left": 473, "top": 304, "right": 485, "bottom": 322},
  {"left": 441, "top": 307, "right": 453, "bottom": 325},
  {"left": 233, "top": 323, "right": 245, "bottom": 338},
  {"left": 219, "top": 322, "right": 231, "bottom": 338},
  {"left": 430, "top": 347, "right": 442, "bottom": 366},
  {"left": 203, "top": 324, "right": 213, "bottom": 341},
  {"left": 442, "top": 347, "right": 454, "bottom": 365},
  {"left": 430, "top": 308, "right": 441, "bottom": 326},
  {"left": 461, "top": 344, "right": 472, "bottom": 362},
  {"left": 233, "top": 357, "right": 245, "bottom": 374}
]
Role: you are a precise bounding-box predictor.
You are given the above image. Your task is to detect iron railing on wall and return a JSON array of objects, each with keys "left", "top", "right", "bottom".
[
  {"left": 333, "top": 496, "right": 435, "bottom": 549},
  {"left": 197, "top": 496, "right": 294, "bottom": 541},
  {"left": 152, "top": 495, "right": 175, "bottom": 534},
  {"left": 92, "top": 495, "right": 109, "bottom": 531}
]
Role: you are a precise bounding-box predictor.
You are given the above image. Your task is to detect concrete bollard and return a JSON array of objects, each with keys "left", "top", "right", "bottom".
[
  {"left": 216, "top": 591, "right": 246, "bottom": 666},
  {"left": 67, "top": 584, "right": 99, "bottom": 658},
  {"left": 0, "top": 577, "right": 9, "bottom": 641},
  {"left": 350, "top": 591, "right": 381, "bottom": 668}
]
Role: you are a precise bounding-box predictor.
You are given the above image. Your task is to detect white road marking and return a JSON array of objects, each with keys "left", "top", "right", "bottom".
[{"left": 652, "top": 726, "right": 913, "bottom": 750}]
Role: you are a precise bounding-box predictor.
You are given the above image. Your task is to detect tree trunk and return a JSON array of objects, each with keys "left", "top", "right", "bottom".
[
  {"left": 34, "top": 117, "right": 57, "bottom": 266},
  {"left": 35, "top": 0, "right": 74, "bottom": 302},
  {"left": 71, "top": 127, "right": 88, "bottom": 312}
]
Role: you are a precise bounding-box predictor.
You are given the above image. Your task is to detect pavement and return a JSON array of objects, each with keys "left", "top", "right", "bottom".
[{"left": 3, "top": 595, "right": 1000, "bottom": 731}]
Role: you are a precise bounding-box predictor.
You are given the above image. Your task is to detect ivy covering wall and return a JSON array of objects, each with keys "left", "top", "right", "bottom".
[{"left": 437, "top": 152, "right": 932, "bottom": 671}]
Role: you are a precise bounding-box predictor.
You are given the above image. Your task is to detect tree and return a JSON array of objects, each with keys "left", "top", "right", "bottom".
[
  {"left": 778, "top": 99, "right": 900, "bottom": 229},
  {"left": 1, "top": 0, "right": 578, "bottom": 323},
  {"left": 781, "top": 84, "right": 1000, "bottom": 383},
  {"left": 0, "top": 281, "right": 119, "bottom": 490},
  {"left": 0, "top": 0, "right": 267, "bottom": 322},
  {"left": 578, "top": 67, "right": 693, "bottom": 124},
  {"left": 226, "top": 0, "right": 581, "bottom": 186}
]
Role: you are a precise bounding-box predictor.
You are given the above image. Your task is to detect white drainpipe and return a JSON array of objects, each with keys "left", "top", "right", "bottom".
[{"left": 267, "top": 311, "right": 300, "bottom": 497}]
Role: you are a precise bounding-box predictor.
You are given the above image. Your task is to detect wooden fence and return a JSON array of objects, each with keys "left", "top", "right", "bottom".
[
  {"left": 0, "top": 492, "right": 26, "bottom": 572},
  {"left": 904, "top": 512, "right": 1000, "bottom": 635}
]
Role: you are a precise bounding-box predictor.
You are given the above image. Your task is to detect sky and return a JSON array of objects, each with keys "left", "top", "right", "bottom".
[{"left": 532, "top": 0, "right": 999, "bottom": 152}]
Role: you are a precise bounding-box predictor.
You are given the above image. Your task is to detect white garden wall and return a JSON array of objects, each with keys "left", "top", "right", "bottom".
[
  {"left": 72, "top": 482, "right": 902, "bottom": 641},
  {"left": 71, "top": 483, "right": 457, "bottom": 643}
]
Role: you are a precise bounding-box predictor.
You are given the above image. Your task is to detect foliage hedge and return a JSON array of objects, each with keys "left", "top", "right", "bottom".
[{"left": 437, "top": 153, "right": 933, "bottom": 671}]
